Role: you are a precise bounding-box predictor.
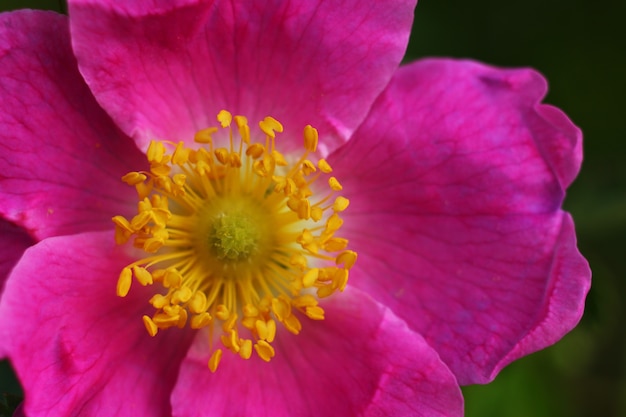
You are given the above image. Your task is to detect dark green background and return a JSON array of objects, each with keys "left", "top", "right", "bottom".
[{"left": 1, "top": 1, "right": 624, "bottom": 416}]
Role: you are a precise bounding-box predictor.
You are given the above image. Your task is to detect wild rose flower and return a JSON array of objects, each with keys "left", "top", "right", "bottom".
[{"left": 0, "top": 1, "right": 590, "bottom": 416}]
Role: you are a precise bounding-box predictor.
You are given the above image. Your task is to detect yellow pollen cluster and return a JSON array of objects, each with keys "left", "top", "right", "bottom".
[{"left": 113, "top": 110, "right": 357, "bottom": 371}]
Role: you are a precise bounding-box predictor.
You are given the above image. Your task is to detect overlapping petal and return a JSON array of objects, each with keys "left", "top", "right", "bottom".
[
  {"left": 329, "top": 58, "right": 590, "bottom": 384},
  {"left": 172, "top": 288, "right": 463, "bottom": 417},
  {"left": 67, "top": 0, "right": 416, "bottom": 155},
  {"left": 0, "top": 10, "right": 145, "bottom": 240},
  {"left": 0, "top": 219, "right": 33, "bottom": 357},
  {"left": 0, "top": 219, "right": 33, "bottom": 288},
  {"left": 0, "top": 232, "right": 195, "bottom": 417}
]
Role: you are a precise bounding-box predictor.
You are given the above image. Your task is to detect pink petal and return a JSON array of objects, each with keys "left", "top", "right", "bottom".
[
  {"left": 329, "top": 58, "right": 590, "bottom": 384},
  {"left": 0, "top": 219, "right": 33, "bottom": 289},
  {"left": 172, "top": 288, "right": 463, "bottom": 417},
  {"left": 68, "top": 0, "right": 416, "bottom": 155},
  {"left": 0, "top": 231, "right": 194, "bottom": 417},
  {"left": 0, "top": 10, "right": 145, "bottom": 240}
]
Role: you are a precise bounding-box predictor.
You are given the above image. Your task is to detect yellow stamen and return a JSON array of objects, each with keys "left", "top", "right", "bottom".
[
  {"left": 303, "top": 125, "right": 318, "bottom": 152},
  {"left": 254, "top": 340, "right": 275, "bottom": 362},
  {"left": 208, "top": 349, "right": 223, "bottom": 372},
  {"left": 143, "top": 315, "right": 159, "bottom": 337},
  {"left": 116, "top": 267, "right": 132, "bottom": 297},
  {"left": 113, "top": 110, "right": 356, "bottom": 371}
]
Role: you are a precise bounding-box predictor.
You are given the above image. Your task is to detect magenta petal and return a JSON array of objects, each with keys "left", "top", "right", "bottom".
[
  {"left": 0, "top": 10, "right": 145, "bottom": 239},
  {"left": 0, "top": 219, "right": 33, "bottom": 289},
  {"left": 329, "top": 59, "right": 590, "bottom": 384},
  {"left": 0, "top": 232, "right": 194, "bottom": 416},
  {"left": 68, "top": 0, "right": 416, "bottom": 155},
  {"left": 172, "top": 288, "right": 463, "bottom": 417}
]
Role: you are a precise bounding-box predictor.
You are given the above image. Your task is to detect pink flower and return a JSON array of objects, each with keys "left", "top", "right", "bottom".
[{"left": 0, "top": 1, "right": 590, "bottom": 416}]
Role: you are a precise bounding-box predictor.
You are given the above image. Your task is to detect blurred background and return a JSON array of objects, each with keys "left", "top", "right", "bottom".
[{"left": 1, "top": 0, "right": 624, "bottom": 416}]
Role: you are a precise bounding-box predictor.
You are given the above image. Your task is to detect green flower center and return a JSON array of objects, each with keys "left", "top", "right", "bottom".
[{"left": 210, "top": 212, "right": 260, "bottom": 261}]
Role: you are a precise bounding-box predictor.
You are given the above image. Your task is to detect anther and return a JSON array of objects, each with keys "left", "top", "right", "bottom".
[{"left": 303, "top": 125, "right": 318, "bottom": 152}]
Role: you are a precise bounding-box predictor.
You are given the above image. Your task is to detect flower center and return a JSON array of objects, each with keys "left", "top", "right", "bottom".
[
  {"left": 113, "top": 110, "right": 356, "bottom": 371},
  {"left": 209, "top": 210, "right": 260, "bottom": 261}
]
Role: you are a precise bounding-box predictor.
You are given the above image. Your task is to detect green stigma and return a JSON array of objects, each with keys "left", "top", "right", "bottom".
[{"left": 209, "top": 212, "right": 260, "bottom": 261}]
